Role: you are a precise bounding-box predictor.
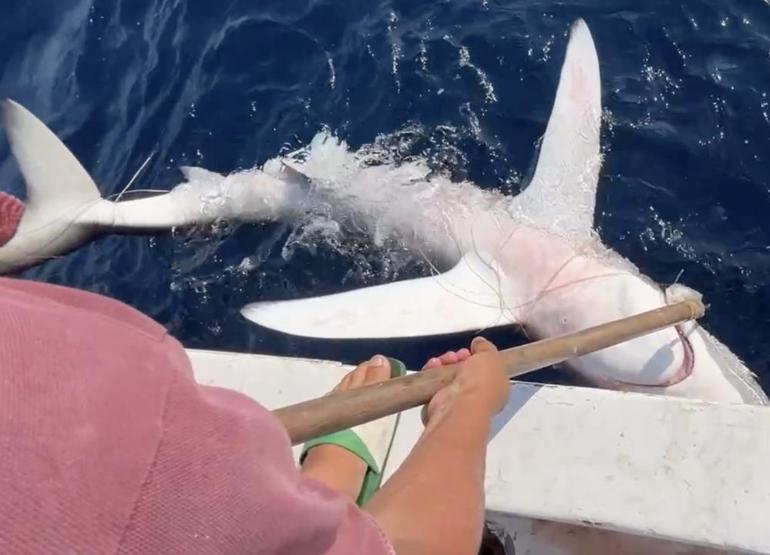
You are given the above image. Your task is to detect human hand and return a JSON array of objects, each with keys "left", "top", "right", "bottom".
[{"left": 421, "top": 337, "right": 509, "bottom": 426}]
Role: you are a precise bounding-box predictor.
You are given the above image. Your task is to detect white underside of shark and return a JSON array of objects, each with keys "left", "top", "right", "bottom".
[{"left": 0, "top": 20, "right": 766, "bottom": 405}]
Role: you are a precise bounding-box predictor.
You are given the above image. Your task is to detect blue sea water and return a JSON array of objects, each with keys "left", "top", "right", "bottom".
[{"left": 1, "top": 0, "right": 769, "bottom": 393}]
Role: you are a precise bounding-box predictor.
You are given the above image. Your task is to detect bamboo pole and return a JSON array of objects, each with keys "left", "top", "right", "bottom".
[{"left": 274, "top": 299, "right": 705, "bottom": 445}]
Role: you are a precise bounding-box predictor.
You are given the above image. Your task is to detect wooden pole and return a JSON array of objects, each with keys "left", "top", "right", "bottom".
[{"left": 274, "top": 299, "right": 705, "bottom": 445}]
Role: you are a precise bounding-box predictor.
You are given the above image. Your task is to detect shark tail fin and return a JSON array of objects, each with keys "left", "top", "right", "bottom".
[
  {"left": 512, "top": 18, "right": 602, "bottom": 242},
  {"left": 2, "top": 100, "right": 104, "bottom": 218}
]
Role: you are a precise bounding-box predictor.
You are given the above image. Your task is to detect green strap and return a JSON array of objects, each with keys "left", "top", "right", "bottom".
[
  {"left": 301, "top": 428, "right": 380, "bottom": 505},
  {"left": 387, "top": 357, "right": 406, "bottom": 379},
  {"left": 301, "top": 357, "right": 406, "bottom": 506}
]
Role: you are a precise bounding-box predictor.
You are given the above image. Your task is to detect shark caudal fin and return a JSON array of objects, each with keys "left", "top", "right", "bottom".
[
  {"left": 2, "top": 100, "right": 103, "bottom": 220},
  {"left": 0, "top": 99, "right": 118, "bottom": 273},
  {"left": 511, "top": 19, "right": 602, "bottom": 242},
  {"left": 241, "top": 253, "right": 521, "bottom": 338}
]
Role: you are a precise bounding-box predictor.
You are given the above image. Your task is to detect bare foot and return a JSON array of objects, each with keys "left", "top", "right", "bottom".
[{"left": 300, "top": 354, "right": 391, "bottom": 501}]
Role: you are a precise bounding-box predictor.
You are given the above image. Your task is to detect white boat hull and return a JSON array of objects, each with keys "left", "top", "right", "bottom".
[{"left": 188, "top": 349, "right": 769, "bottom": 554}]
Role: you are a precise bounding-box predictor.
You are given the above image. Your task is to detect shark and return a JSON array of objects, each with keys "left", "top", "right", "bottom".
[{"left": 0, "top": 20, "right": 765, "bottom": 405}]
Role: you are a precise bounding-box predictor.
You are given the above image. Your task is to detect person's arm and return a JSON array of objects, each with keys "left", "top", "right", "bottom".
[{"left": 364, "top": 337, "right": 508, "bottom": 555}]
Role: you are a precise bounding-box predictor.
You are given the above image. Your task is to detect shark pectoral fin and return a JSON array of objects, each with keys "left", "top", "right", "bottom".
[
  {"left": 512, "top": 19, "right": 602, "bottom": 241},
  {"left": 241, "top": 254, "right": 519, "bottom": 339}
]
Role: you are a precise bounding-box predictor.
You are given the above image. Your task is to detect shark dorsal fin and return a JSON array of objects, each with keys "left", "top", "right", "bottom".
[{"left": 511, "top": 19, "right": 602, "bottom": 243}]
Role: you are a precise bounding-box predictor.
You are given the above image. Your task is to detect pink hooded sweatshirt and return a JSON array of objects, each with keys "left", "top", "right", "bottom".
[{"left": 0, "top": 277, "right": 394, "bottom": 554}]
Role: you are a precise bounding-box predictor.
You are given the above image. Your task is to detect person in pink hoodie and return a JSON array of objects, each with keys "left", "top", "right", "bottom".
[{"left": 0, "top": 275, "right": 509, "bottom": 554}]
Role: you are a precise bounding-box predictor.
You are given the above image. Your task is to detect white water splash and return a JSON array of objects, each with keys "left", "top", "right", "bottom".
[
  {"left": 327, "top": 54, "right": 336, "bottom": 90},
  {"left": 458, "top": 45, "right": 498, "bottom": 103},
  {"left": 528, "top": 34, "right": 554, "bottom": 63},
  {"left": 460, "top": 102, "right": 482, "bottom": 138},
  {"left": 241, "top": 126, "right": 507, "bottom": 273},
  {"left": 388, "top": 12, "right": 402, "bottom": 92},
  {"left": 419, "top": 38, "right": 428, "bottom": 72}
]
